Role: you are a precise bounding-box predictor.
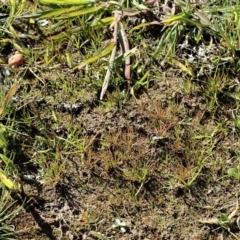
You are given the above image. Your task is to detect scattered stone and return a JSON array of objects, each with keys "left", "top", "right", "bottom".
[
  {"left": 55, "top": 102, "right": 82, "bottom": 114},
  {"left": 8, "top": 51, "right": 25, "bottom": 67}
]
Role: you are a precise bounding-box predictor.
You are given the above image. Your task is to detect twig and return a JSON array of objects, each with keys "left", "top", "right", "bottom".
[{"left": 135, "top": 181, "right": 144, "bottom": 197}]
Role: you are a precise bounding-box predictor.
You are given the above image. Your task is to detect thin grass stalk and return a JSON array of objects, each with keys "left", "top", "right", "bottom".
[
  {"left": 119, "top": 22, "right": 131, "bottom": 89},
  {"left": 100, "top": 13, "right": 119, "bottom": 100}
]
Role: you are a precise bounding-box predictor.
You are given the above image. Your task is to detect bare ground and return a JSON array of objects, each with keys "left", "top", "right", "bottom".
[{"left": 6, "top": 64, "right": 240, "bottom": 240}]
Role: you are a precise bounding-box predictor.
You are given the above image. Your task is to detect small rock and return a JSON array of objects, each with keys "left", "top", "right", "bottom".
[{"left": 8, "top": 51, "right": 25, "bottom": 67}]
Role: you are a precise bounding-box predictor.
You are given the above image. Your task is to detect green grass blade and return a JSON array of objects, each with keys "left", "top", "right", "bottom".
[
  {"left": 9, "top": 0, "right": 16, "bottom": 17},
  {"left": 0, "top": 154, "right": 15, "bottom": 171},
  {"left": 74, "top": 41, "right": 115, "bottom": 69},
  {"left": 174, "top": 0, "right": 188, "bottom": 9},
  {"left": 133, "top": 70, "right": 150, "bottom": 91},
  {"left": 55, "top": 6, "right": 102, "bottom": 19},
  {"left": 130, "top": 21, "right": 161, "bottom": 32},
  {"left": 0, "top": 128, "right": 7, "bottom": 149},
  {"left": 161, "top": 11, "right": 192, "bottom": 24},
  {"left": 39, "top": 0, "right": 95, "bottom": 6},
  {"left": 0, "top": 83, "right": 20, "bottom": 117},
  {"left": 203, "top": 5, "right": 240, "bottom": 14},
  {"left": 91, "top": 16, "right": 115, "bottom": 28},
  {"left": 171, "top": 59, "right": 194, "bottom": 76},
  {"left": 35, "top": 7, "right": 81, "bottom": 19},
  {"left": 0, "top": 170, "right": 17, "bottom": 191},
  {"left": 114, "top": 47, "right": 137, "bottom": 63},
  {"left": 153, "top": 24, "right": 178, "bottom": 59}
]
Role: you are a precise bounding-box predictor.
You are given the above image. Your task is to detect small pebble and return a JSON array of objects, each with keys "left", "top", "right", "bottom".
[{"left": 8, "top": 51, "right": 25, "bottom": 67}]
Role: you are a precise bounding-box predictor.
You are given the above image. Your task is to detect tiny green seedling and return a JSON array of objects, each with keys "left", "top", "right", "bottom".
[
  {"left": 199, "top": 195, "right": 240, "bottom": 239},
  {"left": 228, "top": 156, "right": 240, "bottom": 180}
]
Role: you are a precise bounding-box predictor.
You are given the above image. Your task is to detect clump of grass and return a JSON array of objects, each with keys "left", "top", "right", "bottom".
[
  {"left": 0, "top": 84, "right": 20, "bottom": 191},
  {"left": 0, "top": 186, "right": 24, "bottom": 240}
]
